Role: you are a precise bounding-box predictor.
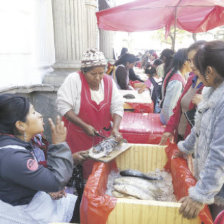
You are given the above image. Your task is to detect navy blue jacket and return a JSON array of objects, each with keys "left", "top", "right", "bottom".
[{"left": 0, "top": 135, "right": 73, "bottom": 206}]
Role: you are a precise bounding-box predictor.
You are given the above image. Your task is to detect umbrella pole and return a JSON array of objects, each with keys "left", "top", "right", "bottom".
[
  {"left": 173, "top": 7, "right": 177, "bottom": 51},
  {"left": 173, "top": 0, "right": 182, "bottom": 51}
]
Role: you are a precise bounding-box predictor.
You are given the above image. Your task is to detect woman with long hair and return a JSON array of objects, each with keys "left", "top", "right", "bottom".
[
  {"left": 176, "top": 40, "right": 224, "bottom": 221},
  {"left": 114, "top": 53, "right": 138, "bottom": 89},
  {"left": 160, "top": 48, "right": 191, "bottom": 124},
  {"left": 157, "top": 48, "right": 175, "bottom": 78},
  {"left": 160, "top": 41, "right": 205, "bottom": 144}
]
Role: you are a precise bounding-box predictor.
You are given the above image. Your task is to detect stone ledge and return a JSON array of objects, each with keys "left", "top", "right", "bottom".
[{"left": 0, "top": 84, "right": 58, "bottom": 94}]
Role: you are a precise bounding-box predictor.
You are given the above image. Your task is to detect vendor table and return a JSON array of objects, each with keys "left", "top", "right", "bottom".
[{"left": 119, "top": 89, "right": 154, "bottom": 113}]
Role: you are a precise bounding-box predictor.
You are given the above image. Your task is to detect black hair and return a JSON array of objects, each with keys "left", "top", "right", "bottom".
[
  {"left": 115, "top": 53, "right": 138, "bottom": 66},
  {"left": 160, "top": 49, "right": 175, "bottom": 76},
  {"left": 145, "top": 67, "right": 157, "bottom": 78},
  {"left": 194, "top": 40, "right": 224, "bottom": 79},
  {"left": 163, "top": 48, "right": 188, "bottom": 94},
  {"left": 81, "top": 65, "right": 106, "bottom": 74},
  {"left": 120, "top": 47, "right": 128, "bottom": 58},
  {"left": 187, "top": 40, "right": 206, "bottom": 54},
  {"left": 153, "top": 59, "right": 163, "bottom": 67},
  {"left": 149, "top": 50, "right": 155, "bottom": 55},
  {"left": 0, "top": 94, "right": 30, "bottom": 134}
]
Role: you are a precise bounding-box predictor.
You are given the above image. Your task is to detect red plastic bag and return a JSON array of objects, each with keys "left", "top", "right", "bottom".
[
  {"left": 80, "top": 162, "right": 117, "bottom": 224},
  {"left": 165, "top": 143, "right": 213, "bottom": 224},
  {"left": 81, "top": 143, "right": 213, "bottom": 224}
]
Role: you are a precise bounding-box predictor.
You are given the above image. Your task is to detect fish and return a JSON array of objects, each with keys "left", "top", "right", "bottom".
[
  {"left": 123, "top": 93, "right": 135, "bottom": 99},
  {"left": 88, "top": 137, "right": 121, "bottom": 159},
  {"left": 112, "top": 190, "right": 137, "bottom": 199},
  {"left": 120, "top": 169, "right": 163, "bottom": 181},
  {"left": 114, "top": 184, "right": 154, "bottom": 200},
  {"left": 114, "top": 177, "right": 161, "bottom": 196}
]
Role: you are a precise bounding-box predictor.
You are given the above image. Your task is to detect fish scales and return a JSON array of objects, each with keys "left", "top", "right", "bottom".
[
  {"left": 112, "top": 190, "right": 137, "bottom": 199},
  {"left": 114, "top": 184, "right": 154, "bottom": 200},
  {"left": 114, "top": 177, "right": 159, "bottom": 195}
]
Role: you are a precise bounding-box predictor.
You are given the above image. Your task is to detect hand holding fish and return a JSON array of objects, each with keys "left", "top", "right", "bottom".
[
  {"left": 179, "top": 196, "right": 204, "bottom": 219},
  {"left": 111, "top": 129, "right": 123, "bottom": 141},
  {"left": 73, "top": 151, "right": 89, "bottom": 164}
]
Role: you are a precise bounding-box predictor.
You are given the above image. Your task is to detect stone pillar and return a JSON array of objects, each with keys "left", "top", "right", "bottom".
[
  {"left": 51, "top": 0, "right": 87, "bottom": 69},
  {"left": 99, "top": 29, "right": 114, "bottom": 60},
  {"left": 43, "top": 0, "right": 100, "bottom": 85},
  {"left": 85, "top": 0, "right": 98, "bottom": 49},
  {"left": 98, "top": 0, "right": 115, "bottom": 60}
]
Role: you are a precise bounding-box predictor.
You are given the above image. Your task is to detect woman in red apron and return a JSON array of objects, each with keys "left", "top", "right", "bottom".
[
  {"left": 57, "top": 49, "right": 124, "bottom": 179},
  {"left": 57, "top": 49, "right": 124, "bottom": 222}
]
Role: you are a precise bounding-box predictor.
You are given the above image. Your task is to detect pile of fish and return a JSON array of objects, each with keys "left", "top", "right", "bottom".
[
  {"left": 89, "top": 137, "right": 125, "bottom": 159},
  {"left": 106, "top": 169, "right": 176, "bottom": 202}
]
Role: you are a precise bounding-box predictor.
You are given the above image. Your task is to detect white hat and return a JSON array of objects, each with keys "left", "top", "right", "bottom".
[{"left": 81, "top": 49, "right": 107, "bottom": 68}]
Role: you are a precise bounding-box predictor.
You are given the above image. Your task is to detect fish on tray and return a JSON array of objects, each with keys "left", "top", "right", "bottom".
[
  {"left": 120, "top": 169, "right": 163, "bottom": 181},
  {"left": 88, "top": 137, "right": 125, "bottom": 159}
]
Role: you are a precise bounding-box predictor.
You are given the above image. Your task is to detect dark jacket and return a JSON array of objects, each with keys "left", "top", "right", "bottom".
[
  {"left": 129, "top": 68, "right": 143, "bottom": 82},
  {"left": 0, "top": 135, "right": 73, "bottom": 206}
]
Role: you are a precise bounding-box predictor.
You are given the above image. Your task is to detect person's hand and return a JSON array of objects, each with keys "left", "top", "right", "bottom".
[
  {"left": 138, "top": 87, "right": 145, "bottom": 94},
  {"left": 172, "top": 150, "right": 187, "bottom": 159},
  {"left": 49, "top": 116, "right": 67, "bottom": 144},
  {"left": 49, "top": 188, "right": 67, "bottom": 200},
  {"left": 192, "top": 94, "right": 203, "bottom": 105},
  {"left": 83, "top": 124, "right": 96, "bottom": 136},
  {"left": 179, "top": 196, "right": 204, "bottom": 219},
  {"left": 73, "top": 151, "right": 89, "bottom": 164},
  {"left": 159, "top": 132, "right": 174, "bottom": 145},
  {"left": 111, "top": 129, "right": 123, "bottom": 141}
]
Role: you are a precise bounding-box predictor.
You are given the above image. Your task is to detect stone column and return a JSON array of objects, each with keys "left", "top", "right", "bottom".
[
  {"left": 99, "top": 29, "right": 114, "bottom": 59},
  {"left": 85, "top": 0, "right": 98, "bottom": 49},
  {"left": 98, "top": 0, "right": 115, "bottom": 60},
  {"left": 43, "top": 0, "right": 100, "bottom": 85},
  {"left": 51, "top": 0, "right": 87, "bottom": 69}
]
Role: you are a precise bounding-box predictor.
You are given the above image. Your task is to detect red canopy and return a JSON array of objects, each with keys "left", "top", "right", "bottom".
[{"left": 96, "top": 0, "right": 224, "bottom": 33}]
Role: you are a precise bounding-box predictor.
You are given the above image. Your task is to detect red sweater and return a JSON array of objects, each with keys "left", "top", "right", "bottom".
[{"left": 164, "top": 74, "right": 204, "bottom": 141}]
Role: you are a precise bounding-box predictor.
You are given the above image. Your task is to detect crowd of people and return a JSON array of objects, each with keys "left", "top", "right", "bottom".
[{"left": 1, "top": 40, "right": 224, "bottom": 223}]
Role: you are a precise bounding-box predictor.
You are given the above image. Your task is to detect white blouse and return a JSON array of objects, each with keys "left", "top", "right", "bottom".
[{"left": 57, "top": 72, "right": 124, "bottom": 117}]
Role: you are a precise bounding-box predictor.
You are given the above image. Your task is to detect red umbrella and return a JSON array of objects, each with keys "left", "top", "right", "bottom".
[{"left": 96, "top": 0, "right": 224, "bottom": 48}]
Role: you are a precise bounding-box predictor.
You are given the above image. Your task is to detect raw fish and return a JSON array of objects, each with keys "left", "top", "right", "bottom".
[
  {"left": 114, "top": 177, "right": 161, "bottom": 196},
  {"left": 112, "top": 190, "right": 137, "bottom": 199},
  {"left": 114, "top": 184, "right": 154, "bottom": 200},
  {"left": 89, "top": 137, "right": 123, "bottom": 159},
  {"left": 120, "top": 169, "right": 163, "bottom": 181}
]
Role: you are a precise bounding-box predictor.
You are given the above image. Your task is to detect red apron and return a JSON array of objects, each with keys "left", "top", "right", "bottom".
[{"left": 64, "top": 72, "right": 113, "bottom": 179}]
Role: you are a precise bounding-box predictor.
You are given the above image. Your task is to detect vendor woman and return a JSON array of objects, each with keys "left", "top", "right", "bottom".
[{"left": 57, "top": 49, "right": 124, "bottom": 179}]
